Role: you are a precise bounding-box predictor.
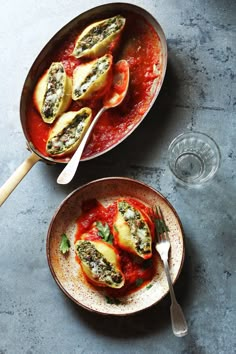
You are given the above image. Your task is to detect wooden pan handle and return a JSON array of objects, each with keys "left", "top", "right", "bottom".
[{"left": 0, "top": 152, "right": 41, "bottom": 206}]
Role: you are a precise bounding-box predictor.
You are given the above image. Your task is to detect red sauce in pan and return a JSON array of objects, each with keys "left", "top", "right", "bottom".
[
  {"left": 25, "top": 12, "right": 162, "bottom": 161},
  {"left": 75, "top": 198, "right": 157, "bottom": 298}
]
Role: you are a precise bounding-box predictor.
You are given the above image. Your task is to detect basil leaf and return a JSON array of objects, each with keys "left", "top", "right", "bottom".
[
  {"left": 105, "top": 296, "right": 121, "bottom": 305},
  {"left": 142, "top": 258, "right": 153, "bottom": 269},
  {"left": 146, "top": 284, "right": 153, "bottom": 290},
  {"left": 113, "top": 225, "right": 119, "bottom": 233},
  {"left": 96, "top": 221, "right": 113, "bottom": 244},
  {"left": 59, "top": 233, "right": 70, "bottom": 254},
  {"left": 135, "top": 278, "right": 144, "bottom": 287}
]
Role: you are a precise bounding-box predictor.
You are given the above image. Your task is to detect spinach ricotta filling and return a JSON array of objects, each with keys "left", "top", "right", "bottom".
[
  {"left": 42, "top": 63, "right": 65, "bottom": 119},
  {"left": 76, "top": 240, "right": 123, "bottom": 286},
  {"left": 73, "top": 56, "right": 110, "bottom": 99},
  {"left": 74, "top": 15, "right": 125, "bottom": 57},
  {"left": 118, "top": 201, "right": 151, "bottom": 255},
  {"left": 46, "top": 111, "right": 90, "bottom": 155}
]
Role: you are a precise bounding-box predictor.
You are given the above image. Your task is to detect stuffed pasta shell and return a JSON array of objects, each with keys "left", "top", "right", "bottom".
[
  {"left": 34, "top": 62, "right": 72, "bottom": 124},
  {"left": 72, "top": 54, "right": 112, "bottom": 100},
  {"left": 73, "top": 15, "right": 126, "bottom": 59},
  {"left": 75, "top": 239, "right": 125, "bottom": 288},
  {"left": 46, "top": 107, "right": 92, "bottom": 156},
  {"left": 113, "top": 199, "right": 153, "bottom": 259}
]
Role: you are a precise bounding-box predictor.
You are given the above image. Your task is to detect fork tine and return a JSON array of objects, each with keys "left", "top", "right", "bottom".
[
  {"left": 158, "top": 206, "right": 170, "bottom": 241},
  {"left": 156, "top": 206, "right": 161, "bottom": 219},
  {"left": 152, "top": 206, "right": 162, "bottom": 243}
]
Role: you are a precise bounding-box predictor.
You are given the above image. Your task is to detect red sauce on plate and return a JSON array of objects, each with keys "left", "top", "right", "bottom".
[
  {"left": 75, "top": 198, "right": 157, "bottom": 298},
  {"left": 25, "top": 12, "right": 162, "bottom": 161}
]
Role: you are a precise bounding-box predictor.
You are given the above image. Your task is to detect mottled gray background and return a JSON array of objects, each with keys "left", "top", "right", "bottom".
[{"left": 0, "top": 0, "right": 235, "bottom": 353}]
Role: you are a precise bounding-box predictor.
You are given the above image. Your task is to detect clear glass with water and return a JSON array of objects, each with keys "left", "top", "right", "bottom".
[{"left": 168, "top": 131, "right": 221, "bottom": 186}]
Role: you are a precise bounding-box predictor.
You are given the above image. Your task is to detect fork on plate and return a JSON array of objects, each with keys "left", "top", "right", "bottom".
[{"left": 152, "top": 206, "right": 188, "bottom": 337}]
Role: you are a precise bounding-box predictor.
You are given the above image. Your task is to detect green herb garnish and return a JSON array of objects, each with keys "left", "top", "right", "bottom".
[
  {"left": 142, "top": 258, "right": 153, "bottom": 269},
  {"left": 113, "top": 225, "right": 119, "bottom": 233},
  {"left": 146, "top": 284, "right": 153, "bottom": 290},
  {"left": 59, "top": 233, "right": 71, "bottom": 254},
  {"left": 105, "top": 296, "right": 121, "bottom": 305},
  {"left": 96, "top": 221, "right": 113, "bottom": 244},
  {"left": 135, "top": 278, "right": 144, "bottom": 287}
]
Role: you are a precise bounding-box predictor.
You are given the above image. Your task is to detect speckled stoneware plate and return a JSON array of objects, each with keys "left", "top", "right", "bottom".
[{"left": 47, "top": 177, "right": 184, "bottom": 316}]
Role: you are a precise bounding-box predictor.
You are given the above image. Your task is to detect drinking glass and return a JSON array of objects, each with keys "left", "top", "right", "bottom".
[{"left": 168, "top": 131, "right": 221, "bottom": 186}]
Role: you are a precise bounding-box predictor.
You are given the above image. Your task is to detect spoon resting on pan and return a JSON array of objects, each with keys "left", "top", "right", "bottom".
[{"left": 57, "top": 59, "right": 130, "bottom": 185}]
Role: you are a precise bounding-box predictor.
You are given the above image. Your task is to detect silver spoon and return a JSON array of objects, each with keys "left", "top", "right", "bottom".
[{"left": 57, "top": 59, "right": 130, "bottom": 185}]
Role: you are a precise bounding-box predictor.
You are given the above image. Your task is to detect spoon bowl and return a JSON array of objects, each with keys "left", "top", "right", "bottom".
[
  {"left": 57, "top": 60, "right": 130, "bottom": 185},
  {"left": 103, "top": 60, "right": 130, "bottom": 107}
]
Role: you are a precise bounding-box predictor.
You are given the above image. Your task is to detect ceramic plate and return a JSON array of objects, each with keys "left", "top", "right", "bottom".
[{"left": 46, "top": 177, "right": 184, "bottom": 315}]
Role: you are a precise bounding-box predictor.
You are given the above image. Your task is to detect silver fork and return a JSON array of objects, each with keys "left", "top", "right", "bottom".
[{"left": 153, "top": 206, "right": 188, "bottom": 337}]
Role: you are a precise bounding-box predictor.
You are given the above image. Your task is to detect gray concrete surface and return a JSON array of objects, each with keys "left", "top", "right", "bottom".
[{"left": 0, "top": 0, "right": 235, "bottom": 353}]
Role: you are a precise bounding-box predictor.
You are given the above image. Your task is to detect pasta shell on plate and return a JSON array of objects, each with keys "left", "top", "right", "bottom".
[
  {"left": 113, "top": 199, "right": 153, "bottom": 259},
  {"left": 33, "top": 62, "right": 72, "bottom": 124},
  {"left": 72, "top": 15, "right": 126, "bottom": 59},
  {"left": 46, "top": 107, "right": 92, "bottom": 156},
  {"left": 75, "top": 239, "right": 125, "bottom": 289},
  {"left": 72, "top": 54, "right": 113, "bottom": 100}
]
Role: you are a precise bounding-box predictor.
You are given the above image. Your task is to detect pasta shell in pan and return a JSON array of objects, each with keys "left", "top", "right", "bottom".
[
  {"left": 72, "top": 54, "right": 113, "bottom": 100},
  {"left": 75, "top": 239, "right": 125, "bottom": 289},
  {"left": 72, "top": 15, "right": 126, "bottom": 59},
  {"left": 33, "top": 62, "right": 72, "bottom": 124},
  {"left": 113, "top": 199, "right": 153, "bottom": 259},
  {"left": 46, "top": 107, "right": 92, "bottom": 156}
]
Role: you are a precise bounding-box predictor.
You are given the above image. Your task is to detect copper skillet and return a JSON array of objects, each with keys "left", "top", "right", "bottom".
[{"left": 0, "top": 3, "right": 167, "bottom": 206}]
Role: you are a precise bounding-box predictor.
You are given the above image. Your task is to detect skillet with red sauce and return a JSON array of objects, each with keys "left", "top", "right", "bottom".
[{"left": 0, "top": 3, "right": 167, "bottom": 206}]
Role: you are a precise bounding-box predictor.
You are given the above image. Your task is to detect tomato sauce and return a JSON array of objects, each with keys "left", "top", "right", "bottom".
[
  {"left": 25, "top": 12, "right": 162, "bottom": 160},
  {"left": 75, "top": 198, "right": 157, "bottom": 297}
]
